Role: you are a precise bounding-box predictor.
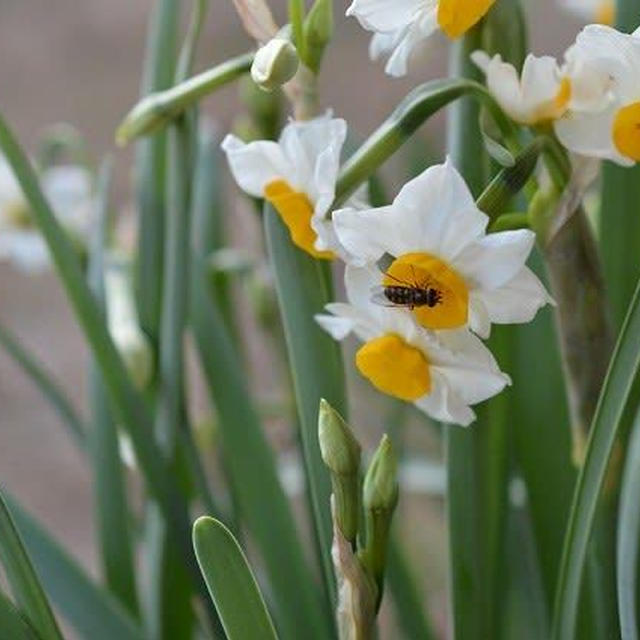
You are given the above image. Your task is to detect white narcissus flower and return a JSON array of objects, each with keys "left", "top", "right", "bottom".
[
  {"left": 221, "top": 114, "right": 347, "bottom": 259},
  {"left": 554, "top": 25, "right": 640, "bottom": 167},
  {"left": 471, "top": 51, "right": 573, "bottom": 125},
  {"left": 316, "top": 264, "right": 510, "bottom": 426},
  {"left": 346, "top": 0, "right": 496, "bottom": 77},
  {"left": 560, "top": 0, "right": 615, "bottom": 25},
  {"left": 333, "top": 160, "right": 552, "bottom": 339},
  {"left": 0, "top": 155, "right": 93, "bottom": 272}
]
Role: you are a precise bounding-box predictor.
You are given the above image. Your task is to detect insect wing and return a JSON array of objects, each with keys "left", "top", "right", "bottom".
[{"left": 370, "top": 285, "right": 411, "bottom": 308}]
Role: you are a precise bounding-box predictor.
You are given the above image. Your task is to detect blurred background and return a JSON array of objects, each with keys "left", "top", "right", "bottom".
[{"left": 0, "top": 0, "right": 586, "bottom": 634}]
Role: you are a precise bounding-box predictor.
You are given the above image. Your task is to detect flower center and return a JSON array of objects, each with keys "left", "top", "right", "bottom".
[
  {"left": 264, "top": 179, "right": 335, "bottom": 260},
  {"left": 612, "top": 102, "right": 640, "bottom": 162},
  {"left": 437, "top": 0, "right": 496, "bottom": 39},
  {"left": 553, "top": 78, "right": 572, "bottom": 115},
  {"left": 356, "top": 334, "right": 431, "bottom": 401},
  {"left": 383, "top": 252, "right": 468, "bottom": 330},
  {"left": 4, "top": 199, "right": 32, "bottom": 228},
  {"left": 595, "top": 1, "right": 615, "bottom": 25}
]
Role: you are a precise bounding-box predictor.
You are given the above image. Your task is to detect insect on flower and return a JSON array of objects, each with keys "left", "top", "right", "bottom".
[{"left": 370, "top": 267, "right": 444, "bottom": 310}]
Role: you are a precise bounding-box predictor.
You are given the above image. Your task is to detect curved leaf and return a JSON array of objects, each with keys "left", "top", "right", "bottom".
[
  {"left": 193, "top": 517, "right": 278, "bottom": 640},
  {"left": 0, "top": 591, "right": 40, "bottom": 640},
  {"left": 552, "top": 280, "right": 640, "bottom": 639}
]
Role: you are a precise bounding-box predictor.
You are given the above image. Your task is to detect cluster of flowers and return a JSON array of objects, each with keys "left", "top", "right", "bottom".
[
  {"left": 222, "top": 2, "right": 640, "bottom": 426},
  {"left": 223, "top": 116, "right": 553, "bottom": 426}
]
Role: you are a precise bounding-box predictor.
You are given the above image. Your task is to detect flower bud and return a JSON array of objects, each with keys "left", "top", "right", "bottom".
[
  {"left": 105, "top": 254, "right": 154, "bottom": 389},
  {"left": 303, "top": 0, "right": 333, "bottom": 73},
  {"left": 318, "top": 399, "right": 361, "bottom": 543},
  {"left": 251, "top": 38, "right": 299, "bottom": 92}
]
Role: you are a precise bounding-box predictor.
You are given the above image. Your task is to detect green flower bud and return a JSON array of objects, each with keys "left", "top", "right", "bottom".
[
  {"left": 360, "top": 434, "right": 398, "bottom": 607},
  {"left": 251, "top": 38, "right": 299, "bottom": 92},
  {"left": 318, "top": 399, "right": 361, "bottom": 543},
  {"left": 303, "top": 0, "right": 333, "bottom": 73},
  {"left": 363, "top": 434, "right": 398, "bottom": 513}
]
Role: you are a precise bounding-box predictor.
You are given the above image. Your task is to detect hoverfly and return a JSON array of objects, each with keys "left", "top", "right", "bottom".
[{"left": 371, "top": 267, "right": 443, "bottom": 310}]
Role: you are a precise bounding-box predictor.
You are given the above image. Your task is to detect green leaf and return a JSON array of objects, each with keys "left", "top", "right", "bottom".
[
  {"left": 5, "top": 494, "right": 145, "bottom": 640},
  {"left": 617, "top": 406, "right": 640, "bottom": 640},
  {"left": 552, "top": 279, "right": 640, "bottom": 639},
  {"left": 0, "top": 491, "right": 62, "bottom": 640},
  {"left": 264, "top": 204, "right": 346, "bottom": 615},
  {"left": 0, "top": 591, "right": 40, "bottom": 640},
  {"left": 87, "top": 158, "right": 139, "bottom": 617},
  {"left": 193, "top": 517, "right": 279, "bottom": 640},
  {"left": 191, "top": 160, "right": 330, "bottom": 640},
  {"left": 0, "top": 322, "right": 86, "bottom": 451}
]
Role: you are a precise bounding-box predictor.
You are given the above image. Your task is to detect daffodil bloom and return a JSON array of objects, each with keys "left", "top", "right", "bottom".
[
  {"left": 0, "top": 156, "right": 93, "bottom": 272},
  {"left": 221, "top": 114, "right": 347, "bottom": 259},
  {"left": 554, "top": 25, "right": 640, "bottom": 167},
  {"left": 333, "top": 160, "right": 552, "bottom": 339},
  {"left": 472, "top": 51, "right": 573, "bottom": 125},
  {"left": 346, "top": 0, "right": 496, "bottom": 77},
  {"left": 560, "top": 0, "right": 615, "bottom": 26},
  {"left": 316, "top": 264, "right": 510, "bottom": 426}
]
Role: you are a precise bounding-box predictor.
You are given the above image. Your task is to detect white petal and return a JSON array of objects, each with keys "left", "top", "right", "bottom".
[
  {"left": 369, "top": 31, "right": 399, "bottom": 60},
  {"left": 41, "top": 165, "right": 93, "bottom": 231},
  {"left": 0, "top": 230, "right": 50, "bottom": 272},
  {"left": 346, "top": 0, "right": 424, "bottom": 34},
  {"left": 221, "top": 134, "right": 292, "bottom": 197},
  {"left": 554, "top": 103, "right": 633, "bottom": 166},
  {"left": 319, "top": 299, "right": 382, "bottom": 342},
  {"left": 414, "top": 373, "right": 476, "bottom": 426},
  {"left": 468, "top": 296, "right": 492, "bottom": 339},
  {"left": 315, "top": 313, "right": 355, "bottom": 340},
  {"left": 473, "top": 266, "right": 553, "bottom": 325},
  {"left": 454, "top": 229, "right": 536, "bottom": 290}
]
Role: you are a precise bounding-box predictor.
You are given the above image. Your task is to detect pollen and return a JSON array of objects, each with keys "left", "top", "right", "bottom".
[
  {"left": 384, "top": 252, "right": 468, "bottom": 330},
  {"left": 356, "top": 334, "right": 431, "bottom": 401},
  {"left": 437, "top": 0, "right": 496, "bottom": 39},
  {"left": 613, "top": 102, "right": 640, "bottom": 162},
  {"left": 264, "top": 179, "right": 335, "bottom": 260}
]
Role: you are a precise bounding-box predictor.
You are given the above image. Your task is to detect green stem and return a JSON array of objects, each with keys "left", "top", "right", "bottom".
[
  {"left": 334, "top": 78, "right": 513, "bottom": 206},
  {"left": 289, "top": 0, "right": 306, "bottom": 60},
  {"left": 117, "top": 53, "right": 254, "bottom": 144}
]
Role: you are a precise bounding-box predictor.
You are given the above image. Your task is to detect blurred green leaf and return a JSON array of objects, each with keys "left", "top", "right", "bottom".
[
  {"left": 617, "top": 405, "right": 640, "bottom": 640},
  {"left": 193, "top": 517, "right": 279, "bottom": 640},
  {"left": 87, "top": 158, "right": 139, "bottom": 617},
  {"left": 0, "top": 591, "right": 40, "bottom": 640},
  {"left": 5, "top": 494, "right": 145, "bottom": 640},
  {"left": 0, "top": 322, "right": 86, "bottom": 451},
  {"left": 0, "top": 491, "right": 62, "bottom": 640},
  {"left": 552, "top": 279, "right": 640, "bottom": 639},
  {"left": 191, "top": 157, "right": 330, "bottom": 640},
  {"left": 264, "top": 204, "right": 347, "bottom": 616}
]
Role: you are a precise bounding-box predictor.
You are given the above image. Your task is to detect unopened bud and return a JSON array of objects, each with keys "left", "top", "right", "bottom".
[
  {"left": 303, "top": 0, "right": 333, "bottom": 73},
  {"left": 319, "top": 399, "right": 361, "bottom": 543},
  {"left": 105, "top": 254, "right": 154, "bottom": 389},
  {"left": 251, "top": 38, "right": 299, "bottom": 91}
]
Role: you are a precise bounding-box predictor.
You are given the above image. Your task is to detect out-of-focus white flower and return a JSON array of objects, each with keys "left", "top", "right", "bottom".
[
  {"left": 104, "top": 253, "right": 154, "bottom": 390},
  {"left": 554, "top": 25, "right": 640, "bottom": 166},
  {"left": 221, "top": 113, "right": 347, "bottom": 259},
  {"left": 560, "top": 0, "right": 615, "bottom": 25},
  {"left": 347, "top": 0, "right": 496, "bottom": 77},
  {"left": 472, "top": 51, "right": 573, "bottom": 125},
  {"left": 332, "top": 160, "right": 552, "bottom": 339},
  {"left": 0, "top": 155, "right": 93, "bottom": 272},
  {"left": 316, "top": 264, "right": 510, "bottom": 426}
]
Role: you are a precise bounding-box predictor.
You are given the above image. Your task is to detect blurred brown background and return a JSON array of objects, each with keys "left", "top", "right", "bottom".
[{"left": 0, "top": 0, "right": 583, "bottom": 632}]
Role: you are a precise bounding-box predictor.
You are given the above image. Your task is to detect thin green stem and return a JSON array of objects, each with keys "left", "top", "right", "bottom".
[
  {"left": 117, "top": 52, "right": 254, "bottom": 144},
  {"left": 289, "top": 0, "right": 306, "bottom": 60}
]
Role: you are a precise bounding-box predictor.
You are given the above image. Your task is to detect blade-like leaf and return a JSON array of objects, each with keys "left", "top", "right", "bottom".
[
  {"left": 191, "top": 155, "right": 330, "bottom": 640},
  {"left": 552, "top": 279, "right": 640, "bottom": 639},
  {"left": 264, "top": 203, "right": 346, "bottom": 614},
  {"left": 193, "top": 517, "right": 279, "bottom": 640},
  {"left": 617, "top": 405, "right": 640, "bottom": 640},
  {"left": 0, "top": 491, "right": 62, "bottom": 640},
  {"left": 87, "top": 158, "right": 139, "bottom": 616},
  {"left": 0, "top": 322, "right": 86, "bottom": 451},
  {"left": 0, "top": 591, "right": 40, "bottom": 640},
  {"left": 5, "top": 494, "right": 145, "bottom": 640}
]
